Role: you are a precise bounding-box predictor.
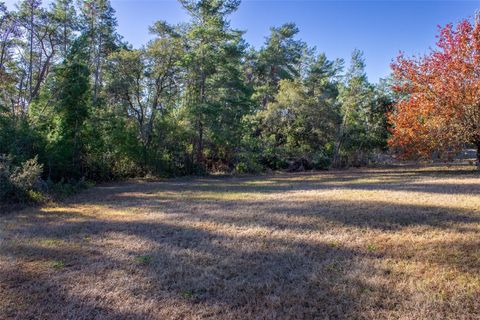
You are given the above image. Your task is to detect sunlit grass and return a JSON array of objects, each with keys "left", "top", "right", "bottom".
[{"left": 1, "top": 165, "right": 479, "bottom": 319}]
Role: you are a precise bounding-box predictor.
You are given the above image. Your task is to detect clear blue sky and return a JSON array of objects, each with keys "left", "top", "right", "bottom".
[{"left": 5, "top": 0, "right": 479, "bottom": 82}]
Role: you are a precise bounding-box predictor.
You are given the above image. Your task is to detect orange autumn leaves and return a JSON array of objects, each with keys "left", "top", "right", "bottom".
[{"left": 389, "top": 17, "right": 480, "bottom": 159}]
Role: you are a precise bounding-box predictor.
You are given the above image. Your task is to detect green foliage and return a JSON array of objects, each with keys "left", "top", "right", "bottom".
[
  {"left": 332, "top": 50, "right": 390, "bottom": 167},
  {"left": 250, "top": 23, "right": 307, "bottom": 108},
  {"left": 135, "top": 255, "right": 153, "bottom": 265},
  {"left": 45, "top": 177, "right": 92, "bottom": 199},
  {"left": 234, "top": 152, "right": 263, "bottom": 174},
  {"left": 50, "top": 259, "right": 65, "bottom": 269},
  {"left": 43, "top": 50, "right": 90, "bottom": 180},
  {"left": 10, "top": 156, "right": 44, "bottom": 190},
  {"left": 0, "top": 0, "right": 392, "bottom": 205},
  {"left": 0, "top": 112, "right": 42, "bottom": 164},
  {"left": 311, "top": 148, "right": 332, "bottom": 170},
  {"left": 0, "top": 155, "right": 44, "bottom": 203},
  {"left": 178, "top": 0, "right": 252, "bottom": 171}
]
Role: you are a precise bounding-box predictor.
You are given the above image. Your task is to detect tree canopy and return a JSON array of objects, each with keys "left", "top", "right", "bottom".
[
  {"left": 390, "top": 17, "right": 480, "bottom": 162},
  {"left": 0, "top": 0, "right": 394, "bottom": 202}
]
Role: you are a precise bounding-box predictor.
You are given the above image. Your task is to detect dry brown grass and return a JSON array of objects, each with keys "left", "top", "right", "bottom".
[{"left": 1, "top": 164, "right": 479, "bottom": 319}]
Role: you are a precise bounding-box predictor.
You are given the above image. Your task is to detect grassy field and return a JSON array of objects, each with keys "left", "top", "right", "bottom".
[{"left": 1, "top": 165, "right": 479, "bottom": 319}]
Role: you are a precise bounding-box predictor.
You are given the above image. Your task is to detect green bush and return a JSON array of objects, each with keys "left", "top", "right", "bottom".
[
  {"left": 46, "top": 177, "right": 93, "bottom": 199},
  {"left": 260, "top": 149, "right": 288, "bottom": 170},
  {"left": 234, "top": 161, "right": 262, "bottom": 174},
  {"left": 234, "top": 152, "right": 263, "bottom": 174},
  {"left": 0, "top": 155, "right": 16, "bottom": 201},
  {"left": 311, "top": 150, "right": 332, "bottom": 170},
  {"left": 0, "top": 155, "right": 44, "bottom": 203},
  {"left": 10, "top": 156, "right": 44, "bottom": 190}
]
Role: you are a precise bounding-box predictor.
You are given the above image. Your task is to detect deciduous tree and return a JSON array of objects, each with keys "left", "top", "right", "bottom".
[{"left": 390, "top": 17, "right": 480, "bottom": 163}]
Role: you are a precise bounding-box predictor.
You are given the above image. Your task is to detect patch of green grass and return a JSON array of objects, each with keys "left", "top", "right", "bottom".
[
  {"left": 135, "top": 255, "right": 152, "bottom": 265},
  {"left": 50, "top": 260, "right": 65, "bottom": 269},
  {"left": 27, "top": 190, "right": 47, "bottom": 203},
  {"left": 324, "top": 263, "right": 338, "bottom": 272},
  {"left": 361, "top": 287, "right": 372, "bottom": 294},
  {"left": 181, "top": 290, "right": 194, "bottom": 298},
  {"left": 367, "top": 244, "right": 377, "bottom": 252},
  {"left": 39, "top": 239, "right": 63, "bottom": 247},
  {"left": 329, "top": 240, "right": 340, "bottom": 248}
]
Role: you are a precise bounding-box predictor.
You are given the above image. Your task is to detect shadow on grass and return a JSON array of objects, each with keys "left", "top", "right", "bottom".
[
  {"left": 1, "top": 166, "right": 479, "bottom": 318},
  {"left": 1, "top": 215, "right": 388, "bottom": 319},
  {"left": 82, "top": 166, "right": 480, "bottom": 200}
]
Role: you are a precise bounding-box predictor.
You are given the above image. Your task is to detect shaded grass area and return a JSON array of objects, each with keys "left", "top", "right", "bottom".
[{"left": 1, "top": 164, "right": 479, "bottom": 319}]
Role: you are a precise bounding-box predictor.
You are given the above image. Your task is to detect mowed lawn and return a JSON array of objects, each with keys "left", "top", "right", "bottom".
[{"left": 1, "top": 166, "right": 479, "bottom": 319}]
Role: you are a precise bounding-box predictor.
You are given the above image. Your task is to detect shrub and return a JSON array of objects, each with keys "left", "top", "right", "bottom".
[
  {"left": 0, "top": 155, "right": 44, "bottom": 203},
  {"left": 235, "top": 161, "right": 262, "bottom": 174},
  {"left": 311, "top": 150, "right": 332, "bottom": 170},
  {"left": 0, "top": 155, "right": 16, "bottom": 201},
  {"left": 260, "top": 150, "right": 288, "bottom": 170},
  {"left": 287, "top": 157, "right": 311, "bottom": 172},
  {"left": 46, "top": 177, "right": 93, "bottom": 199},
  {"left": 234, "top": 152, "right": 263, "bottom": 174},
  {"left": 11, "top": 156, "right": 44, "bottom": 191}
]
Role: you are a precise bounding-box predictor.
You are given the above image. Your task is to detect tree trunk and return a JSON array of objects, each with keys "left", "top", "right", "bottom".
[
  {"left": 28, "top": 2, "right": 34, "bottom": 103},
  {"left": 63, "top": 22, "right": 67, "bottom": 56},
  {"left": 195, "top": 72, "right": 206, "bottom": 168},
  {"left": 142, "top": 144, "right": 148, "bottom": 173},
  {"left": 63, "top": 1, "right": 68, "bottom": 56},
  {"left": 31, "top": 51, "right": 54, "bottom": 100},
  {"left": 73, "top": 118, "right": 79, "bottom": 175},
  {"left": 195, "top": 119, "right": 204, "bottom": 166},
  {"left": 332, "top": 139, "right": 342, "bottom": 168},
  {"left": 0, "top": 27, "right": 11, "bottom": 70},
  {"left": 93, "top": 36, "right": 102, "bottom": 105},
  {"left": 332, "top": 118, "right": 347, "bottom": 168}
]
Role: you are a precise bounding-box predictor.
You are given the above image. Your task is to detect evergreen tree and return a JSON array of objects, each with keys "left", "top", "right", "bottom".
[
  {"left": 45, "top": 41, "right": 91, "bottom": 179},
  {"left": 333, "top": 49, "right": 380, "bottom": 167},
  {"left": 51, "top": 0, "right": 78, "bottom": 59},
  {"left": 251, "top": 23, "right": 307, "bottom": 108},
  {"left": 17, "top": 0, "right": 59, "bottom": 108},
  {"left": 179, "top": 0, "right": 250, "bottom": 171},
  {"left": 0, "top": 2, "right": 20, "bottom": 111},
  {"left": 0, "top": 0, "right": 395, "bottom": 191},
  {"left": 79, "top": 0, "right": 118, "bottom": 105}
]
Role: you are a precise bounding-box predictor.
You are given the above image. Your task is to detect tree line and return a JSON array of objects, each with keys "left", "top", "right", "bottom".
[{"left": 0, "top": 0, "right": 392, "bottom": 201}]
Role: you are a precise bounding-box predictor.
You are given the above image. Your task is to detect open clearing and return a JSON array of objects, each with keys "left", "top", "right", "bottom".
[{"left": 1, "top": 165, "right": 480, "bottom": 319}]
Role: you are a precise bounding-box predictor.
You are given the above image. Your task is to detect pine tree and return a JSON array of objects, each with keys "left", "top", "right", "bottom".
[
  {"left": 51, "top": 0, "right": 78, "bottom": 59},
  {"left": 333, "top": 49, "right": 375, "bottom": 167},
  {"left": 47, "top": 41, "right": 91, "bottom": 179},
  {"left": 79, "top": 0, "right": 118, "bottom": 105},
  {"left": 179, "top": 0, "right": 250, "bottom": 170},
  {"left": 251, "top": 23, "right": 307, "bottom": 108}
]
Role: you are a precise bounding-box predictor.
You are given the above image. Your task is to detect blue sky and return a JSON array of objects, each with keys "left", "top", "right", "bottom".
[{"left": 4, "top": 0, "right": 479, "bottom": 82}]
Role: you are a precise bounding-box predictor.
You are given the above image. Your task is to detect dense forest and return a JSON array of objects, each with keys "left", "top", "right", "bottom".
[{"left": 0, "top": 0, "right": 393, "bottom": 202}]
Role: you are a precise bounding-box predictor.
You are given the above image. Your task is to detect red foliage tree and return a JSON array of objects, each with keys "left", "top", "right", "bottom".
[{"left": 389, "top": 16, "right": 480, "bottom": 163}]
